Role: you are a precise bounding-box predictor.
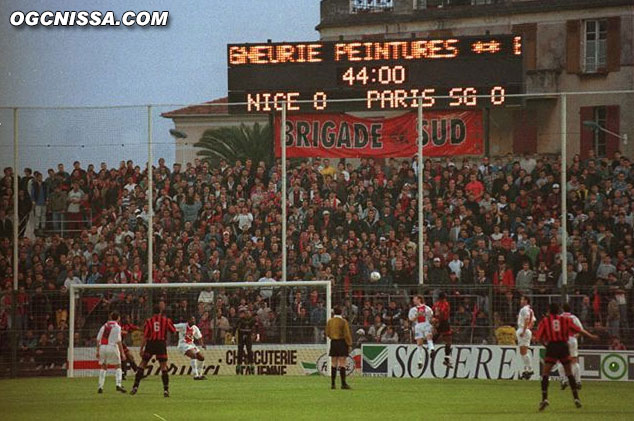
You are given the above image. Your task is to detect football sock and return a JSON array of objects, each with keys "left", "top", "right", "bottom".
[
  {"left": 161, "top": 371, "right": 169, "bottom": 391},
  {"left": 573, "top": 362, "right": 581, "bottom": 384},
  {"left": 427, "top": 340, "right": 434, "bottom": 352},
  {"left": 331, "top": 366, "right": 337, "bottom": 386},
  {"left": 417, "top": 344, "right": 425, "bottom": 362},
  {"left": 196, "top": 359, "right": 204, "bottom": 376},
  {"left": 568, "top": 375, "right": 579, "bottom": 399},
  {"left": 339, "top": 367, "right": 347, "bottom": 385},
  {"left": 133, "top": 368, "right": 144, "bottom": 388},
  {"left": 521, "top": 354, "right": 532, "bottom": 371},
  {"left": 98, "top": 369, "right": 106, "bottom": 389},
  {"left": 191, "top": 359, "right": 199, "bottom": 377},
  {"left": 551, "top": 362, "right": 559, "bottom": 378},
  {"left": 445, "top": 343, "right": 451, "bottom": 357},
  {"left": 115, "top": 368, "right": 122, "bottom": 387},
  {"left": 541, "top": 375, "right": 549, "bottom": 401},
  {"left": 129, "top": 360, "right": 138, "bottom": 372}
]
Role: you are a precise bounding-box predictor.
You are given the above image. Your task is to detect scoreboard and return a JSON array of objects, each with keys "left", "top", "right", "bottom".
[{"left": 227, "top": 35, "right": 524, "bottom": 113}]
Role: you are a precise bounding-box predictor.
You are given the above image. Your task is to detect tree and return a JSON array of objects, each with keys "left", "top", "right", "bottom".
[{"left": 194, "top": 123, "right": 274, "bottom": 166}]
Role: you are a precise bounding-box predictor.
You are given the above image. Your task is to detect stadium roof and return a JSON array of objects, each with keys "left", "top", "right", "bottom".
[{"left": 161, "top": 97, "right": 228, "bottom": 118}]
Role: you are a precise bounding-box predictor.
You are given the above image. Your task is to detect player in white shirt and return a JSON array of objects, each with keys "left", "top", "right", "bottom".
[
  {"left": 96, "top": 311, "right": 126, "bottom": 394},
  {"left": 558, "top": 303, "right": 584, "bottom": 390},
  {"left": 516, "top": 295, "right": 536, "bottom": 380},
  {"left": 408, "top": 295, "right": 434, "bottom": 369},
  {"left": 174, "top": 316, "right": 207, "bottom": 380}
]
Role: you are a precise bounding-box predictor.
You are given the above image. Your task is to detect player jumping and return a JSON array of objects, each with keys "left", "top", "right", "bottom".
[
  {"left": 516, "top": 295, "right": 536, "bottom": 380},
  {"left": 408, "top": 295, "right": 434, "bottom": 369},
  {"left": 535, "top": 303, "right": 598, "bottom": 411},
  {"left": 432, "top": 292, "right": 453, "bottom": 368},
  {"left": 558, "top": 303, "right": 584, "bottom": 390},
  {"left": 96, "top": 311, "right": 127, "bottom": 394},
  {"left": 130, "top": 305, "right": 176, "bottom": 398},
  {"left": 175, "top": 316, "right": 207, "bottom": 380}
]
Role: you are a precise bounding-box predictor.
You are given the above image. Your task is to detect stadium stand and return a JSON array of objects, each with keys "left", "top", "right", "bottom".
[{"left": 0, "top": 152, "right": 632, "bottom": 376}]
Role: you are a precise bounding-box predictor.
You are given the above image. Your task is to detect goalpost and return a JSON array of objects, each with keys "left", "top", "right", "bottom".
[{"left": 68, "top": 281, "right": 332, "bottom": 378}]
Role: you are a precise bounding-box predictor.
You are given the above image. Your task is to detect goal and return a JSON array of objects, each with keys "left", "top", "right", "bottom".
[{"left": 68, "top": 281, "right": 332, "bottom": 378}]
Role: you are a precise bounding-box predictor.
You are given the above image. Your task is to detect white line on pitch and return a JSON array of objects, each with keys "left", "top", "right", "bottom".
[{"left": 153, "top": 414, "right": 167, "bottom": 421}]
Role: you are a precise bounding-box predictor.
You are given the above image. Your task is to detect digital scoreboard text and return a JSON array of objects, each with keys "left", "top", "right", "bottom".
[{"left": 227, "top": 36, "right": 524, "bottom": 113}]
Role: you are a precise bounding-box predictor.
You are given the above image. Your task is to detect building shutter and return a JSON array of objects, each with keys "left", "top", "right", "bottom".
[
  {"left": 513, "top": 108, "right": 537, "bottom": 154},
  {"left": 606, "top": 17, "right": 621, "bottom": 72},
  {"left": 566, "top": 20, "right": 581, "bottom": 74},
  {"left": 579, "top": 107, "right": 594, "bottom": 159},
  {"left": 605, "top": 105, "right": 621, "bottom": 157}
]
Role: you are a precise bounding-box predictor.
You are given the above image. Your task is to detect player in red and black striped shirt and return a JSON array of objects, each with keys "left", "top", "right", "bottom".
[
  {"left": 130, "top": 305, "right": 176, "bottom": 398},
  {"left": 120, "top": 317, "right": 139, "bottom": 380},
  {"left": 535, "top": 303, "right": 597, "bottom": 411},
  {"left": 432, "top": 292, "right": 453, "bottom": 369}
]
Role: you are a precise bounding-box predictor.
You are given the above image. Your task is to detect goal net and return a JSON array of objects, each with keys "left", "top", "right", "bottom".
[{"left": 68, "top": 281, "right": 331, "bottom": 378}]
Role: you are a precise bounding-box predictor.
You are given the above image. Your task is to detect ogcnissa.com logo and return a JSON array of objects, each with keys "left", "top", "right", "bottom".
[{"left": 10, "top": 10, "right": 169, "bottom": 27}]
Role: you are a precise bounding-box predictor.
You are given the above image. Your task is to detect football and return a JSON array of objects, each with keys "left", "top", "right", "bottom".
[{"left": 370, "top": 271, "right": 381, "bottom": 282}]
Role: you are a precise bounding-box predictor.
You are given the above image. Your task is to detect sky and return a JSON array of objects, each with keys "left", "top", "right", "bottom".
[{"left": 0, "top": 0, "right": 320, "bottom": 169}]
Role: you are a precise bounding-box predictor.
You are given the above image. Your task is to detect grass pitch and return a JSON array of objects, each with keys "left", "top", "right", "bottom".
[{"left": 1, "top": 376, "right": 633, "bottom": 420}]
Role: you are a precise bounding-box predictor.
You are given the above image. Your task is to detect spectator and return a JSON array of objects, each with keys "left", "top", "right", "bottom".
[
  {"left": 30, "top": 172, "right": 47, "bottom": 235},
  {"left": 367, "top": 315, "right": 387, "bottom": 343},
  {"left": 0, "top": 209, "right": 12, "bottom": 238},
  {"left": 66, "top": 183, "right": 84, "bottom": 232},
  {"left": 310, "top": 300, "right": 326, "bottom": 343},
  {"left": 380, "top": 326, "right": 399, "bottom": 344}
]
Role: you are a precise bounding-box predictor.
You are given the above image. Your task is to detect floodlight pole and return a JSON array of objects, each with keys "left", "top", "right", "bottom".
[
  {"left": 13, "top": 109, "right": 18, "bottom": 291},
  {"left": 280, "top": 101, "right": 288, "bottom": 344},
  {"left": 11, "top": 109, "right": 18, "bottom": 378},
  {"left": 148, "top": 105, "right": 153, "bottom": 284},
  {"left": 417, "top": 98, "right": 424, "bottom": 286},
  {"left": 560, "top": 94, "right": 568, "bottom": 301},
  {"left": 281, "top": 101, "right": 287, "bottom": 283}
]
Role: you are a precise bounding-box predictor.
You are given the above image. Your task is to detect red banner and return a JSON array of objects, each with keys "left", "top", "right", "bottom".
[{"left": 275, "top": 111, "right": 483, "bottom": 158}]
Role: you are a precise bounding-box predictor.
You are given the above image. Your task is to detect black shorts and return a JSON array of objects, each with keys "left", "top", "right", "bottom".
[
  {"left": 329, "top": 339, "right": 349, "bottom": 357},
  {"left": 437, "top": 320, "right": 452, "bottom": 335},
  {"left": 545, "top": 341, "right": 570, "bottom": 364},
  {"left": 143, "top": 340, "right": 168, "bottom": 362}
]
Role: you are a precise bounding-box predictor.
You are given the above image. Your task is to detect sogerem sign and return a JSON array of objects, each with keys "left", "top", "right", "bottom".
[
  {"left": 72, "top": 344, "right": 330, "bottom": 377},
  {"left": 362, "top": 344, "right": 634, "bottom": 381}
]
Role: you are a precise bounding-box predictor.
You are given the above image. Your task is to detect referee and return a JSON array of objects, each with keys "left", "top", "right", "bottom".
[{"left": 325, "top": 306, "right": 352, "bottom": 390}]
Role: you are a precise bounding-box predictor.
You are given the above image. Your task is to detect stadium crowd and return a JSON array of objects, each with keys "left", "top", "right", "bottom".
[{"left": 0, "top": 150, "right": 633, "bottom": 372}]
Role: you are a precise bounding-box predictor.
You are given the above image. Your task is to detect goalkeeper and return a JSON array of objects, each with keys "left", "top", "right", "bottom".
[{"left": 234, "top": 309, "right": 256, "bottom": 374}]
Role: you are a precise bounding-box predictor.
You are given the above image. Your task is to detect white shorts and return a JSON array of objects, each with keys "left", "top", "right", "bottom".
[
  {"left": 516, "top": 328, "right": 532, "bottom": 347},
  {"left": 178, "top": 343, "right": 199, "bottom": 355},
  {"left": 414, "top": 322, "right": 432, "bottom": 340},
  {"left": 98, "top": 344, "right": 121, "bottom": 365},
  {"left": 568, "top": 336, "right": 578, "bottom": 358}
]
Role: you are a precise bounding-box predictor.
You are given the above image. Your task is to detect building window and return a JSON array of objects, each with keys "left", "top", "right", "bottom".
[
  {"left": 584, "top": 19, "right": 607, "bottom": 73},
  {"left": 593, "top": 106, "right": 607, "bottom": 157},
  {"left": 351, "top": 0, "right": 394, "bottom": 13}
]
